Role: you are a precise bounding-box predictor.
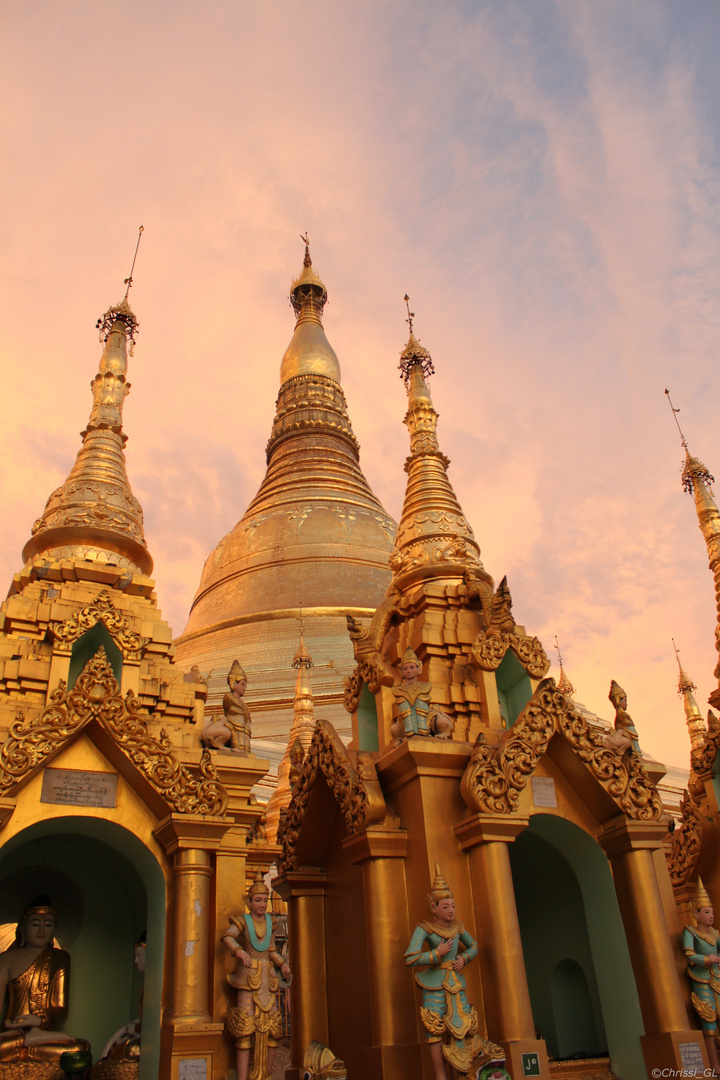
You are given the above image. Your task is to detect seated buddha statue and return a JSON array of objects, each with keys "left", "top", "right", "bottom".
[{"left": 0, "top": 895, "right": 90, "bottom": 1063}]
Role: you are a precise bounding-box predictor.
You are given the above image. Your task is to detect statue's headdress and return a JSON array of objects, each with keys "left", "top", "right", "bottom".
[
  {"left": 691, "top": 876, "right": 713, "bottom": 920},
  {"left": 22, "top": 894, "right": 57, "bottom": 921},
  {"left": 426, "top": 862, "right": 453, "bottom": 908},
  {"left": 608, "top": 680, "right": 626, "bottom": 709},
  {"left": 244, "top": 870, "right": 270, "bottom": 907},
  {"left": 302, "top": 1040, "right": 347, "bottom": 1079},
  {"left": 400, "top": 646, "right": 421, "bottom": 667},
  {"left": 227, "top": 659, "right": 247, "bottom": 689}
]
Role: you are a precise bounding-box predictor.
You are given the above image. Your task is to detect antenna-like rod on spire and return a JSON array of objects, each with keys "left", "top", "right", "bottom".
[
  {"left": 554, "top": 635, "right": 563, "bottom": 667},
  {"left": 665, "top": 389, "right": 688, "bottom": 451},
  {"left": 123, "top": 225, "right": 145, "bottom": 301},
  {"left": 404, "top": 294, "right": 415, "bottom": 336}
]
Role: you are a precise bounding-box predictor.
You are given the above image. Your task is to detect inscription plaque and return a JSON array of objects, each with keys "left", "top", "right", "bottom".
[
  {"left": 41, "top": 768, "right": 118, "bottom": 808},
  {"left": 531, "top": 776, "right": 557, "bottom": 808},
  {"left": 178, "top": 1060, "right": 208, "bottom": 1080}
]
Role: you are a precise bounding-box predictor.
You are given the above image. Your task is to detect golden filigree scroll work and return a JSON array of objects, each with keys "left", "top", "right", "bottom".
[
  {"left": 277, "top": 719, "right": 388, "bottom": 875},
  {"left": 469, "top": 578, "right": 550, "bottom": 680},
  {"left": 666, "top": 791, "right": 705, "bottom": 888},
  {"left": 51, "top": 590, "right": 147, "bottom": 661},
  {"left": 0, "top": 648, "right": 228, "bottom": 816},
  {"left": 461, "top": 678, "right": 663, "bottom": 821}
]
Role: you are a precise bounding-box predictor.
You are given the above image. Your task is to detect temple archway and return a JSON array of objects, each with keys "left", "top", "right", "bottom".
[
  {"left": 0, "top": 815, "right": 165, "bottom": 1080},
  {"left": 509, "top": 814, "right": 646, "bottom": 1079}
]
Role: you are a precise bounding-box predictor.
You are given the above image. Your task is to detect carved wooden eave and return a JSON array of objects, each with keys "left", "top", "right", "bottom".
[
  {"left": 49, "top": 589, "right": 148, "bottom": 661},
  {"left": 469, "top": 627, "right": 549, "bottom": 680},
  {"left": 276, "top": 718, "right": 389, "bottom": 875},
  {"left": 665, "top": 728, "right": 720, "bottom": 888},
  {"left": 0, "top": 647, "right": 229, "bottom": 822},
  {"left": 666, "top": 790, "right": 706, "bottom": 888},
  {"left": 460, "top": 678, "right": 663, "bottom": 822}
]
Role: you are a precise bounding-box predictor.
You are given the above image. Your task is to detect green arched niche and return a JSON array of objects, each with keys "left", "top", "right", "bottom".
[
  {"left": 509, "top": 814, "right": 646, "bottom": 1080},
  {"left": 68, "top": 622, "right": 123, "bottom": 689},
  {"left": 0, "top": 816, "right": 165, "bottom": 1080},
  {"left": 496, "top": 650, "right": 532, "bottom": 727}
]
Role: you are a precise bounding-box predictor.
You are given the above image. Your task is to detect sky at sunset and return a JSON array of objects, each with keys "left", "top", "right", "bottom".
[{"left": 2, "top": 2, "right": 720, "bottom": 771}]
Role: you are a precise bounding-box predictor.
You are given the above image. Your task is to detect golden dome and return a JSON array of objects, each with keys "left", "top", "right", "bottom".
[{"left": 175, "top": 247, "right": 395, "bottom": 737}]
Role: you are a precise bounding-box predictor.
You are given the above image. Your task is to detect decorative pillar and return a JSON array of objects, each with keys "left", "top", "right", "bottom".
[
  {"left": 599, "top": 817, "right": 708, "bottom": 1073},
  {"left": 274, "top": 869, "right": 328, "bottom": 1080},
  {"left": 343, "top": 827, "right": 422, "bottom": 1079},
  {"left": 455, "top": 814, "right": 550, "bottom": 1080},
  {"left": 153, "top": 813, "right": 230, "bottom": 1080}
]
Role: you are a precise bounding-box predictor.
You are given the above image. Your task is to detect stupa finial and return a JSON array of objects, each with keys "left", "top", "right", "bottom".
[
  {"left": 22, "top": 242, "right": 151, "bottom": 576},
  {"left": 399, "top": 295, "right": 435, "bottom": 385},
  {"left": 673, "top": 639, "right": 707, "bottom": 753},
  {"left": 95, "top": 226, "right": 144, "bottom": 351},
  {"left": 290, "top": 232, "right": 328, "bottom": 324},
  {"left": 554, "top": 636, "right": 575, "bottom": 698}
]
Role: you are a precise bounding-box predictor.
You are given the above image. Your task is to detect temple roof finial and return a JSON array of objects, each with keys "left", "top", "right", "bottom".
[
  {"left": 673, "top": 639, "right": 707, "bottom": 753},
  {"left": 554, "top": 635, "right": 576, "bottom": 698}
]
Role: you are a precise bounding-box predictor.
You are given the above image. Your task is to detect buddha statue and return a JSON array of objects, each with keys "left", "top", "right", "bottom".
[
  {"left": 200, "top": 660, "right": 252, "bottom": 754},
  {"left": 0, "top": 895, "right": 90, "bottom": 1064}
]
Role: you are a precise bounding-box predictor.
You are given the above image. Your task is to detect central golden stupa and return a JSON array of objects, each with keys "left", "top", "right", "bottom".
[{"left": 174, "top": 244, "right": 396, "bottom": 752}]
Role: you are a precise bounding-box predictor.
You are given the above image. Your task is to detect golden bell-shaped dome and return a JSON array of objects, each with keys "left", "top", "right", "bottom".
[{"left": 175, "top": 246, "right": 396, "bottom": 740}]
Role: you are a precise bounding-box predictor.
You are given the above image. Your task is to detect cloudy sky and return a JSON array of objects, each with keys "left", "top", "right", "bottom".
[{"left": 2, "top": 1, "right": 720, "bottom": 771}]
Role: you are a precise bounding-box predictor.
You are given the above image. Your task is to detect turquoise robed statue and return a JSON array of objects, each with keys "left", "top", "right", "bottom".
[{"left": 405, "top": 863, "right": 505, "bottom": 1079}]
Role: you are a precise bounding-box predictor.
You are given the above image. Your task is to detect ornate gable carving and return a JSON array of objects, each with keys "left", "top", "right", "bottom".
[
  {"left": 469, "top": 577, "right": 549, "bottom": 680},
  {"left": 666, "top": 790, "right": 705, "bottom": 888},
  {"left": 0, "top": 648, "right": 228, "bottom": 816},
  {"left": 51, "top": 590, "right": 147, "bottom": 660},
  {"left": 664, "top": 722, "right": 720, "bottom": 887},
  {"left": 461, "top": 678, "right": 663, "bottom": 821},
  {"left": 277, "top": 719, "right": 388, "bottom": 874}
]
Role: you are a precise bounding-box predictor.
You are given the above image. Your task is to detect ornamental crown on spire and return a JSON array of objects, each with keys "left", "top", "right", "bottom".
[{"left": 290, "top": 234, "right": 328, "bottom": 322}]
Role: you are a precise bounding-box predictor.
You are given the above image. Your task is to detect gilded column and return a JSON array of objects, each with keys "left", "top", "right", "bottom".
[
  {"left": 342, "top": 828, "right": 422, "bottom": 1079},
  {"left": 153, "top": 813, "right": 229, "bottom": 1077},
  {"left": 170, "top": 848, "right": 213, "bottom": 1021},
  {"left": 274, "top": 870, "right": 328, "bottom": 1078},
  {"left": 599, "top": 818, "right": 707, "bottom": 1072},
  {"left": 455, "top": 815, "right": 550, "bottom": 1080}
]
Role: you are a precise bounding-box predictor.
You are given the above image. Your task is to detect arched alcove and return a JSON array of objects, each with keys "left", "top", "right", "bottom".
[
  {"left": 0, "top": 816, "right": 165, "bottom": 1080},
  {"left": 68, "top": 622, "right": 123, "bottom": 688},
  {"left": 357, "top": 683, "right": 379, "bottom": 751},
  {"left": 496, "top": 651, "right": 532, "bottom": 727},
  {"left": 551, "top": 958, "right": 600, "bottom": 1059},
  {"left": 509, "top": 814, "right": 646, "bottom": 1080}
]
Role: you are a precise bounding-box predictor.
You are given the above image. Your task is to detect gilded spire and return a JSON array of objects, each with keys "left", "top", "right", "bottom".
[
  {"left": 666, "top": 391, "right": 720, "bottom": 683},
  {"left": 554, "top": 636, "right": 575, "bottom": 698},
  {"left": 673, "top": 640, "right": 707, "bottom": 753},
  {"left": 264, "top": 631, "right": 316, "bottom": 843},
  {"left": 23, "top": 251, "right": 151, "bottom": 577},
  {"left": 279, "top": 236, "right": 341, "bottom": 384},
  {"left": 390, "top": 298, "right": 492, "bottom": 592}
]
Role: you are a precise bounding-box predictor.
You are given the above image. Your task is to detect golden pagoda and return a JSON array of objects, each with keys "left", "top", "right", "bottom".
[
  {"left": 277, "top": 313, "right": 705, "bottom": 1080},
  {"left": 0, "top": 270, "right": 269, "bottom": 1080},
  {"left": 174, "top": 241, "right": 396, "bottom": 755}
]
